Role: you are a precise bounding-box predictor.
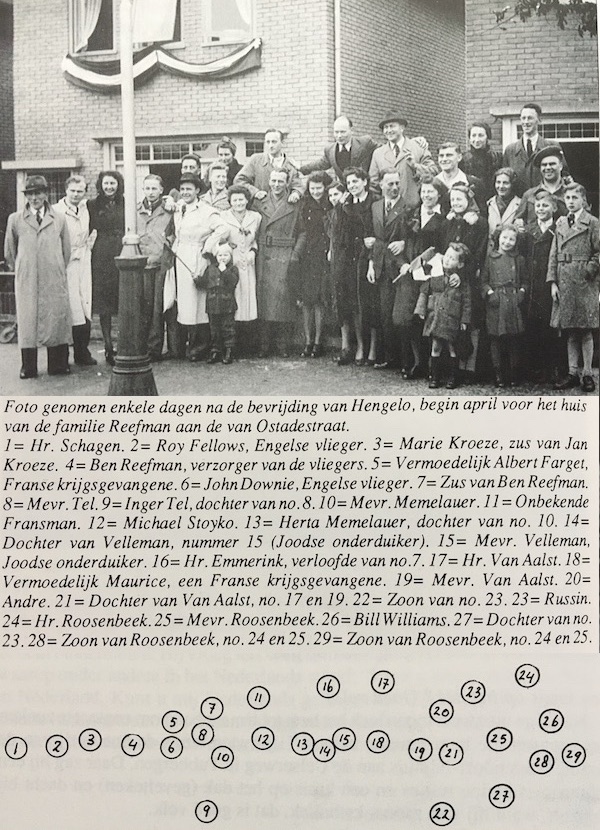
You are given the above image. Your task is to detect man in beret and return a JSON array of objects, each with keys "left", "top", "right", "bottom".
[
  {"left": 4, "top": 175, "right": 71, "bottom": 378},
  {"left": 516, "top": 146, "right": 570, "bottom": 225},
  {"left": 369, "top": 111, "right": 437, "bottom": 207},
  {"left": 502, "top": 103, "right": 561, "bottom": 196}
]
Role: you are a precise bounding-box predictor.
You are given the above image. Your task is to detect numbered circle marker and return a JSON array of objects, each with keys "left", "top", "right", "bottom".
[
  {"left": 291, "top": 732, "right": 314, "bottom": 756},
  {"left": 316, "top": 675, "right": 340, "bottom": 699},
  {"left": 79, "top": 728, "right": 102, "bottom": 752},
  {"left": 195, "top": 800, "right": 218, "bottom": 823},
  {"left": 251, "top": 727, "right": 275, "bottom": 751},
  {"left": 46, "top": 735, "right": 69, "bottom": 758},
  {"left": 562, "top": 743, "right": 586, "bottom": 768},
  {"left": 191, "top": 723, "right": 215, "bottom": 746},
  {"left": 429, "top": 700, "right": 454, "bottom": 724},
  {"left": 408, "top": 738, "right": 433, "bottom": 763},
  {"left": 161, "top": 711, "right": 185, "bottom": 734},
  {"left": 515, "top": 664, "right": 540, "bottom": 689},
  {"left": 313, "top": 738, "right": 336, "bottom": 763},
  {"left": 539, "top": 709, "right": 564, "bottom": 734},
  {"left": 121, "top": 734, "right": 145, "bottom": 757},
  {"left": 371, "top": 670, "right": 395, "bottom": 695},
  {"left": 439, "top": 742, "right": 464, "bottom": 766},
  {"left": 489, "top": 784, "right": 515, "bottom": 809},
  {"left": 211, "top": 746, "right": 234, "bottom": 769},
  {"left": 160, "top": 736, "right": 183, "bottom": 759},
  {"left": 247, "top": 686, "right": 270, "bottom": 710},
  {"left": 5, "top": 737, "right": 27, "bottom": 760},
  {"left": 486, "top": 727, "right": 513, "bottom": 752},
  {"left": 201, "top": 697, "right": 224, "bottom": 721},
  {"left": 332, "top": 727, "right": 356, "bottom": 751},
  {"left": 460, "top": 680, "right": 486, "bottom": 705},
  {"left": 366, "top": 730, "right": 390, "bottom": 754},
  {"left": 529, "top": 749, "right": 554, "bottom": 774},
  {"left": 429, "top": 801, "right": 455, "bottom": 826}
]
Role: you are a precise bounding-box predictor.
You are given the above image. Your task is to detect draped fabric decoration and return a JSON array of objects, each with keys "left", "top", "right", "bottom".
[
  {"left": 132, "top": 0, "right": 178, "bottom": 44},
  {"left": 61, "top": 38, "right": 262, "bottom": 92},
  {"left": 72, "top": 0, "right": 103, "bottom": 53}
]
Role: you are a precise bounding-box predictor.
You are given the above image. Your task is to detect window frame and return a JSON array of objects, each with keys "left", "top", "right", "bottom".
[
  {"left": 202, "top": 0, "right": 256, "bottom": 46},
  {"left": 68, "top": 0, "right": 118, "bottom": 57}
]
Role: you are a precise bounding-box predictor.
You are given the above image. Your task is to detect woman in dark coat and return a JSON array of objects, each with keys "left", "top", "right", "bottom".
[
  {"left": 394, "top": 178, "right": 446, "bottom": 377},
  {"left": 460, "top": 122, "right": 502, "bottom": 201},
  {"left": 342, "top": 167, "right": 377, "bottom": 365},
  {"left": 88, "top": 170, "right": 125, "bottom": 365},
  {"left": 327, "top": 181, "right": 360, "bottom": 365},
  {"left": 297, "top": 171, "right": 332, "bottom": 357}
]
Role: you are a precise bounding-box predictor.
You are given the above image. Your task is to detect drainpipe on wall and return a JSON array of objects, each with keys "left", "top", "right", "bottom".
[{"left": 334, "top": 0, "right": 341, "bottom": 116}]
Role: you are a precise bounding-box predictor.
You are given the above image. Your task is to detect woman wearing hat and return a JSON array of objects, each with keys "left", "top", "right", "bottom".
[
  {"left": 4, "top": 175, "right": 72, "bottom": 379},
  {"left": 165, "top": 173, "right": 228, "bottom": 361},
  {"left": 88, "top": 170, "right": 125, "bottom": 365}
]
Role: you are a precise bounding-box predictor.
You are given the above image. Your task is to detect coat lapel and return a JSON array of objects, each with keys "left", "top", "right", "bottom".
[
  {"left": 385, "top": 199, "right": 402, "bottom": 228},
  {"left": 264, "top": 196, "right": 294, "bottom": 227},
  {"left": 562, "top": 212, "right": 591, "bottom": 243}
]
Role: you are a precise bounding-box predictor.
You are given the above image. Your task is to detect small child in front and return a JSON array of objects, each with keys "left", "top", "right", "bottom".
[
  {"left": 415, "top": 242, "right": 471, "bottom": 389},
  {"left": 195, "top": 243, "right": 239, "bottom": 364}
]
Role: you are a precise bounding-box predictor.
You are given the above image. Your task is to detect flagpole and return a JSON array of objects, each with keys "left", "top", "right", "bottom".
[{"left": 108, "top": 0, "right": 158, "bottom": 395}]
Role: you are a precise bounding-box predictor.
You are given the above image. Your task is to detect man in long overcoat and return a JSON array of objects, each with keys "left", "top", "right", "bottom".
[
  {"left": 5, "top": 175, "right": 71, "bottom": 379},
  {"left": 254, "top": 169, "right": 306, "bottom": 356}
]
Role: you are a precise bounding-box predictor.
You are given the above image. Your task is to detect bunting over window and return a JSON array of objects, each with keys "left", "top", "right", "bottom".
[{"left": 62, "top": 38, "right": 263, "bottom": 92}]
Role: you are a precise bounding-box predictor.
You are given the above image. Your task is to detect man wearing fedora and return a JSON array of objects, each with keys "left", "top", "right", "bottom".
[
  {"left": 369, "top": 111, "right": 437, "bottom": 208},
  {"left": 516, "top": 146, "right": 570, "bottom": 225},
  {"left": 4, "top": 175, "right": 72, "bottom": 379}
]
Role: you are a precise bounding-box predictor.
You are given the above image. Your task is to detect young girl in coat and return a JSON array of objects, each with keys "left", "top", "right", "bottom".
[
  {"left": 547, "top": 182, "right": 600, "bottom": 392},
  {"left": 415, "top": 242, "right": 472, "bottom": 389},
  {"left": 195, "top": 244, "right": 239, "bottom": 365},
  {"left": 482, "top": 224, "right": 527, "bottom": 388}
]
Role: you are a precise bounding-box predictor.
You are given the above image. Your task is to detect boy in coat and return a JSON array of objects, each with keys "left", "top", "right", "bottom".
[
  {"left": 5, "top": 175, "right": 71, "bottom": 379},
  {"left": 547, "top": 182, "right": 600, "bottom": 392},
  {"left": 195, "top": 244, "right": 239, "bottom": 365}
]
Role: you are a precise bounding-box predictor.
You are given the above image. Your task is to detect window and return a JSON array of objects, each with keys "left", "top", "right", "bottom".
[
  {"left": 204, "top": 0, "right": 254, "bottom": 44},
  {"left": 69, "top": 0, "right": 182, "bottom": 55},
  {"left": 70, "top": 0, "right": 116, "bottom": 54}
]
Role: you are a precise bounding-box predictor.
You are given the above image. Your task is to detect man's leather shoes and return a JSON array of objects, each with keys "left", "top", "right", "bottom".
[
  {"left": 581, "top": 375, "right": 595, "bottom": 393},
  {"left": 554, "top": 374, "right": 580, "bottom": 390}
]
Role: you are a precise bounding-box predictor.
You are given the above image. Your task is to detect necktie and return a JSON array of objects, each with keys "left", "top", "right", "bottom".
[
  {"left": 181, "top": 204, "right": 186, "bottom": 217},
  {"left": 386, "top": 201, "right": 393, "bottom": 214},
  {"left": 393, "top": 144, "right": 400, "bottom": 158},
  {"left": 567, "top": 213, "right": 575, "bottom": 227},
  {"left": 36, "top": 210, "right": 42, "bottom": 225},
  {"left": 526, "top": 139, "right": 533, "bottom": 158}
]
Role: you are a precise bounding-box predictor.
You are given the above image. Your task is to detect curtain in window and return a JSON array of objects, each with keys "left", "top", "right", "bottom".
[
  {"left": 72, "top": 0, "right": 103, "bottom": 53},
  {"left": 235, "top": 0, "right": 253, "bottom": 27},
  {"left": 133, "top": 0, "right": 178, "bottom": 43}
]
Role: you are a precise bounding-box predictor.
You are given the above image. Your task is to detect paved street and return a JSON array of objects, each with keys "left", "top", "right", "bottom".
[{"left": 0, "top": 339, "right": 596, "bottom": 397}]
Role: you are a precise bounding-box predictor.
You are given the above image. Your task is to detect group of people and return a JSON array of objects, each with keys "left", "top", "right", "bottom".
[{"left": 4, "top": 105, "right": 599, "bottom": 391}]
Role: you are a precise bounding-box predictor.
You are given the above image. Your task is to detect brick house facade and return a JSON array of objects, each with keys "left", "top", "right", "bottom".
[
  {"left": 465, "top": 0, "right": 599, "bottom": 211},
  {"left": 2, "top": 0, "right": 465, "bottom": 208}
]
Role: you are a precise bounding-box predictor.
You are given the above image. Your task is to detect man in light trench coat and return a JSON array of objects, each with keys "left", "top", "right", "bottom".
[{"left": 4, "top": 175, "right": 71, "bottom": 379}]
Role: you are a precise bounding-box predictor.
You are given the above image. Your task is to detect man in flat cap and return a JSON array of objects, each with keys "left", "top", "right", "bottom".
[
  {"left": 516, "top": 146, "right": 570, "bottom": 225},
  {"left": 4, "top": 175, "right": 71, "bottom": 379},
  {"left": 369, "top": 111, "right": 437, "bottom": 207},
  {"left": 502, "top": 103, "right": 562, "bottom": 196}
]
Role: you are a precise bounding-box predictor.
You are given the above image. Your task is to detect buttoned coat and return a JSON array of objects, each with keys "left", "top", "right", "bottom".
[
  {"left": 481, "top": 250, "right": 527, "bottom": 336},
  {"left": 547, "top": 211, "right": 600, "bottom": 329},
  {"left": 88, "top": 195, "right": 125, "bottom": 315},
  {"left": 521, "top": 220, "right": 555, "bottom": 324},
  {"left": 502, "top": 137, "right": 561, "bottom": 196},
  {"left": 220, "top": 208, "right": 261, "bottom": 321},
  {"left": 234, "top": 153, "right": 304, "bottom": 200},
  {"left": 53, "top": 197, "right": 93, "bottom": 327},
  {"left": 300, "top": 135, "right": 378, "bottom": 180},
  {"left": 414, "top": 272, "right": 471, "bottom": 342},
  {"left": 255, "top": 194, "right": 306, "bottom": 322},
  {"left": 369, "top": 138, "right": 437, "bottom": 207},
  {"left": 196, "top": 263, "right": 239, "bottom": 316},
  {"left": 4, "top": 204, "right": 71, "bottom": 348}
]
